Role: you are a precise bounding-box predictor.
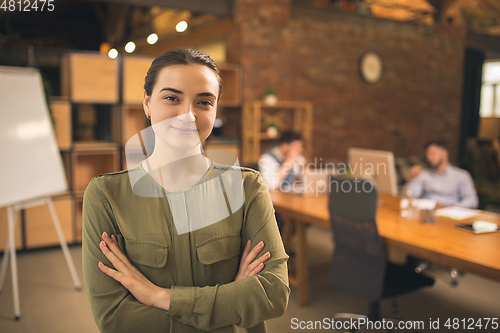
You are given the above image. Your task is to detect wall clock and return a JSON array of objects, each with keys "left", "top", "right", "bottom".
[{"left": 360, "top": 51, "right": 383, "bottom": 84}]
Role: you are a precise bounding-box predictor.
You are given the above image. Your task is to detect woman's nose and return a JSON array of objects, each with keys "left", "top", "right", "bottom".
[{"left": 177, "top": 108, "right": 196, "bottom": 123}]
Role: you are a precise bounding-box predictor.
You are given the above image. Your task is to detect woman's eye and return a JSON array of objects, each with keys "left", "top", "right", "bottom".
[
  {"left": 163, "top": 95, "right": 179, "bottom": 102},
  {"left": 199, "top": 100, "right": 214, "bottom": 107}
]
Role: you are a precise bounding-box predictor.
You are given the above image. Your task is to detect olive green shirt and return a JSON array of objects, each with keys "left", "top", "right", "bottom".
[{"left": 82, "top": 161, "right": 290, "bottom": 332}]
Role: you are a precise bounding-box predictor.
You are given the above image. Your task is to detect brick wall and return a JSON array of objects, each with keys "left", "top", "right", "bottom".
[{"left": 227, "top": 0, "right": 466, "bottom": 163}]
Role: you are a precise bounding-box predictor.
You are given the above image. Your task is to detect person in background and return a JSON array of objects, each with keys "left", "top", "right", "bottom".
[
  {"left": 408, "top": 141, "right": 478, "bottom": 208},
  {"left": 258, "top": 131, "right": 305, "bottom": 192}
]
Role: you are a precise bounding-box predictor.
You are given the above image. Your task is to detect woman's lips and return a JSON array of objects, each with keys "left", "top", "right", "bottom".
[{"left": 171, "top": 126, "right": 197, "bottom": 135}]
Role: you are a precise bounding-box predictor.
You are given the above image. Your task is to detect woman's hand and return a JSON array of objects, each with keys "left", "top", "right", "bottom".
[
  {"left": 98, "top": 232, "right": 171, "bottom": 311},
  {"left": 234, "top": 240, "right": 271, "bottom": 281}
]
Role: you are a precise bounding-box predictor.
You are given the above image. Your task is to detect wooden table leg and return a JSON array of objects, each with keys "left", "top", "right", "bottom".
[{"left": 295, "top": 219, "right": 309, "bottom": 306}]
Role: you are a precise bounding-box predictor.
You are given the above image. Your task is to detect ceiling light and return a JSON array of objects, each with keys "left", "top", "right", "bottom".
[
  {"left": 147, "top": 33, "right": 158, "bottom": 45},
  {"left": 494, "top": 66, "right": 500, "bottom": 76},
  {"left": 125, "top": 41, "right": 136, "bottom": 53},
  {"left": 176, "top": 21, "right": 188, "bottom": 33},
  {"left": 108, "top": 48, "right": 118, "bottom": 59}
]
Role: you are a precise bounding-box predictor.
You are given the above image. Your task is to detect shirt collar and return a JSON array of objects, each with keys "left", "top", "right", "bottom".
[{"left": 431, "top": 164, "right": 451, "bottom": 176}]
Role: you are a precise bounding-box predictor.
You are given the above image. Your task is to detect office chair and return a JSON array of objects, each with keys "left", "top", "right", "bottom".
[
  {"left": 412, "top": 259, "right": 464, "bottom": 286},
  {"left": 328, "top": 175, "right": 434, "bottom": 333}
]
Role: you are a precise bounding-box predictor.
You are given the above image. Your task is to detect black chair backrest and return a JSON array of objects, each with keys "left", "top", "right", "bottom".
[{"left": 328, "top": 175, "right": 386, "bottom": 302}]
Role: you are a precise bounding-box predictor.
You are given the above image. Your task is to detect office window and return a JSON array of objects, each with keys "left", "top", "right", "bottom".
[{"left": 480, "top": 61, "right": 500, "bottom": 117}]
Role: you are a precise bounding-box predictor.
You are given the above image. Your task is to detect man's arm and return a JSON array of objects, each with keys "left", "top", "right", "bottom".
[
  {"left": 258, "top": 154, "right": 290, "bottom": 191},
  {"left": 407, "top": 171, "right": 424, "bottom": 198},
  {"left": 457, "top": 171, "right": 479, "bottom": 208}
]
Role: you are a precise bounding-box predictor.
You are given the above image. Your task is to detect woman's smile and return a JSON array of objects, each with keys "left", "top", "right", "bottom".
[{"left": 171, "top": 125, "right": 198, "bottom": 135}]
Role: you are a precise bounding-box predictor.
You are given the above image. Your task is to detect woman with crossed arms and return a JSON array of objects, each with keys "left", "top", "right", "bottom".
[{"left": 82, "top": 49, "right": 289, "bottom": 332}]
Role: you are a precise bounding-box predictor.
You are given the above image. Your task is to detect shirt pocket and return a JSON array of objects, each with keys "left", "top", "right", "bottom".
[
  {"left": 124, "top": 239, "right": 168, "bottom": 268},
  {"left": 196, "top": 233, "right": 241, "bottom": 265}
]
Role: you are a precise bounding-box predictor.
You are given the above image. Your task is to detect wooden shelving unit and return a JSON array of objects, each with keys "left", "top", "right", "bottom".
[{"left": 242, "top": 101, "right": 313, "bottom": 163}]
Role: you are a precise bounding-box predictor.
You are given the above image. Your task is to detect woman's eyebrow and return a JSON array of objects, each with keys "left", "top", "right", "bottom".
[
  {"left": 159, "top": 87, "right": 182, "bottom": 94},
  {"left": 197, "top": 92, "right": 216, "bottom": 98},
  {"left": 158, "top": 88, "right": 215, "bottom": 99}
]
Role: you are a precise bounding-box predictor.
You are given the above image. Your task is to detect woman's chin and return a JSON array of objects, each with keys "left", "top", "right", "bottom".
[{"left": 156, "top": 133, "right": 201, "bottom": 153}]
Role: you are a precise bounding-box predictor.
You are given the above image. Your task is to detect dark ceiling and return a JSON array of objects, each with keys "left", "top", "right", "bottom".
[{"left": 1, "top": 1, "right": 103, "bottom": 51}]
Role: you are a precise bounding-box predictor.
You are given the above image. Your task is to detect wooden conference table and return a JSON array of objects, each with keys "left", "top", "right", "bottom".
[{"left": 270, "top": 192, "right": 500, "bottom": 306}]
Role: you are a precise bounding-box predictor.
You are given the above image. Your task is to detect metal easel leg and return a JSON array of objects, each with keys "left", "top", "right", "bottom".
[
  {"left": 45, "top": 197, "right": 81, "bottom": 291},
  {"left": 0, "top": 231, "right": 10, "bottom": 293},
  {"left": 7, "top": 206, "right": 20, "bottom": 320}
]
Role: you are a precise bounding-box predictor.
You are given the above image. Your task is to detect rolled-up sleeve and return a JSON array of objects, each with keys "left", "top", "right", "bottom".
[
  {"left": 457, "top": 171, "right": 478, "bottom": 208},
  {"left": 258, "top": 154, "right": 281, "bottom": 191},
  {"left": 82, "top": 178, "right": 171, "bottom": 332},
  {"left": 407, "top": 174, "right": 424, "bottom": 198},
  {"left": 167, "top": 173, "right": 290, "bottom": 330}
]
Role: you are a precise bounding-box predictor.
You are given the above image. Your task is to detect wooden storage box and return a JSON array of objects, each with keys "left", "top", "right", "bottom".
[
  {"left": 122, "top": 56, "right": 154, "bottom": 105},
  {"left": 24, "top": 195, "right": 73, "bottom": 248},
  {"left": 61, "top": 53, "right": 119, "bottom": 104},
  {"left": 218, "top": 63, "right": 242, "bottom": 107},
  {"left": 0, "top": 207, "right": 23, "bottom": 252},
  {"left": 72, "top": 142, "right": 120, "bottom": 194},
  {"left": 50, "top": 99, "right": 72, "bottom": 150}
]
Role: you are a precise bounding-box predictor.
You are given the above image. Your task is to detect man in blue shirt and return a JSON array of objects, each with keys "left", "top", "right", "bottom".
[
  {"left": 258, "top": 131, "right": 305, "bottom": 192},
  {"left": 408, "top": 141, "right": 478, "bottom": 208}
]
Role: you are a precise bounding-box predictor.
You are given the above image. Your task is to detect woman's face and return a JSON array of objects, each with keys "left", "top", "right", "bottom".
[{"left": 143, "top": 64, "right": 219, "bottom": 150}]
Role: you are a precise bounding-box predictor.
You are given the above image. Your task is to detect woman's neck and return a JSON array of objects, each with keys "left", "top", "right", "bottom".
[{"left": 142, "top": 136, "right": 211, "bottom": 192}]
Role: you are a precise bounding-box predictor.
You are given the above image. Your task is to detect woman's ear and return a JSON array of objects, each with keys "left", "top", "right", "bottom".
[{"left": 143, "top": 90, "right": 151, "bottom": 118}]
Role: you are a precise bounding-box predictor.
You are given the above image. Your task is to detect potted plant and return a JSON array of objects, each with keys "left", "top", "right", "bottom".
[
  {"left": 264, "top": 88, "right": 277, "bottom": 105},
  {"left": 266, "top": 118, "right": 279, "bottom": 138}
]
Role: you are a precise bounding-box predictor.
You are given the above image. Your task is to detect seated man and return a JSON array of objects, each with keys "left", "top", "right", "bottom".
[
  {"left": 258, "top": 131, "right": 305, "bottom": 192},
  {"left": 408, "top": 141, "right": 478, "bottom": 208}
]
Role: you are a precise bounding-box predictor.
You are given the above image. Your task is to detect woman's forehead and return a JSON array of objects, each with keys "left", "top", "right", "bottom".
[{"left": 154, "top": 65, "right": 219, "bottom": 93}]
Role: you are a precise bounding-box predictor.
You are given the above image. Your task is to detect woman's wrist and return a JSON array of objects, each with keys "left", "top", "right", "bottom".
[{"left": 154, "top": 288, "right": 171, "bottom": 311}]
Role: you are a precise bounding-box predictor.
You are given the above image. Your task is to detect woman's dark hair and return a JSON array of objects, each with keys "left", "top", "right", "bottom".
[{"left": 143, "top": 48, "right": 222, "bottom": 99}]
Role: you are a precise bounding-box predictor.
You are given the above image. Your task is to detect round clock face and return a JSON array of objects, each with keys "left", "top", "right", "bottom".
[{"left": 360, "top": 52, "right": 383, "bottom": 83}]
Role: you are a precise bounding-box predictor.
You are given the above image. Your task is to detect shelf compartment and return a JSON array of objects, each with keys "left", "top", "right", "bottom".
[
  {"left": 72, "top": 143, "right": 120, "bottom": 194},
  {"left": 24, "top": 194, "right": 73, "bottom": 248}
]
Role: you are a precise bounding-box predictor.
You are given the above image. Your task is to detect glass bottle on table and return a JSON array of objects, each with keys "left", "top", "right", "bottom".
[{"left": 400, "top": 186, "right": 419, "bottom": 219}]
